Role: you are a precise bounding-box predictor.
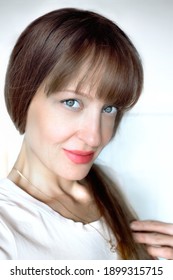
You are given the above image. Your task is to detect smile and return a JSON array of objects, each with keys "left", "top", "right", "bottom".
[{"left": 63, "top": 149, "right": 95, "bottom": 164}]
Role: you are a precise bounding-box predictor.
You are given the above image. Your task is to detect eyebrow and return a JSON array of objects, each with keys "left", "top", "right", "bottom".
[
  {"left": 62, "top": 89, "right": 95, "bottom": 100},
  {"left": 57, "top": 89, "right": 117, "bottom": 106}
]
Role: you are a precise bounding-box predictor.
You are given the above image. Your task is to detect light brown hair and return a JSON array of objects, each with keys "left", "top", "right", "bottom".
[{"left": 4, "top": 8, "right": 151, "bottom": 259}]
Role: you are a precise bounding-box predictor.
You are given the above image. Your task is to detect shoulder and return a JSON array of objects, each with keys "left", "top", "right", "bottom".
[
  {"left": 0, "top": 219, "right": 17, "bottom": 259},
  {"left": 0, "top": 179, "right": 18, "bottom": 259},
  {"left": 0, "top": 178, "right": 42, "bottom": 220},
  {"left": 0, "top": 177, "right": 14, "bottom": 193},
  {"left": 0, "top": 178, "right": 11, "bottom": 189},
  {"left": 0, "top": 178, "right": 19, "bottom": 205},
  {"left": 0, "top": 178, "right": 28, "bottom": 233}
]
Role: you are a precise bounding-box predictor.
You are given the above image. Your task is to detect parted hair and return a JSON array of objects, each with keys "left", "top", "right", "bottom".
[{"left": 4, "top": 8, "right": 151, "bottom": 259}]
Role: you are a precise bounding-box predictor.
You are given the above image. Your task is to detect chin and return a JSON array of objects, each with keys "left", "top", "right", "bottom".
[
  {"left": 63, "top": 167, "right": 92, "bottom": 181},
  {"left": 67, "top": 173, "right": 89, "bottom": 181}
]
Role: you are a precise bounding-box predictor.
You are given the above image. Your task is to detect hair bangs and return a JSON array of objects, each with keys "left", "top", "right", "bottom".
[
  {"left": 45, "top": 41, "right": 142, "bottom": 113},
  {"left": 88, "top": 44, "right": 143, "bottom": 111}
]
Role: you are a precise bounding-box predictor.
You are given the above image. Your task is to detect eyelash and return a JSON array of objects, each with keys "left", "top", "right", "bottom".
[
  {"left": 102, "top": 105, "right": 117, "bottom": 114},
  {"left": 61, "top": 99, "right": 117, "bottom": 114},
  {"left": 61, "top": 99, "right": 81, "bottom": 110}
]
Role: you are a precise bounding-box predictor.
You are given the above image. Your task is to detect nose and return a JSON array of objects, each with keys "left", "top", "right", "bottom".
[{"left": 77, "top": 112, "right": 102, "bottom": 148}]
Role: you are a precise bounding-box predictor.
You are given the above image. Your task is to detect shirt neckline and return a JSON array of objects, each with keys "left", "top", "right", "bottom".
[{"left": 3, "top": 178, "right": 103, "bottom": 229}]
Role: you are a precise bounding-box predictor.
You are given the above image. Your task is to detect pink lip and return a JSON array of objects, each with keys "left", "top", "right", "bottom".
[{"left": 63, "top": 149, "right": 94, "bottom": 164}]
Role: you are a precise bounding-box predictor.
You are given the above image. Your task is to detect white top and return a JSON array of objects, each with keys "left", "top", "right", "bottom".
[{"left": 0, "top": 178, "right": 119, "bottom": 260}]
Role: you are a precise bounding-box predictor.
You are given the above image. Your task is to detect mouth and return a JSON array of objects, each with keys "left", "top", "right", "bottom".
[{"left": 63, "top": 149, "right": 95, "bottom": 164}]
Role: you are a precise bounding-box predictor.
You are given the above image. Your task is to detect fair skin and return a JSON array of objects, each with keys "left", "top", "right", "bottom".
[
  {"left": 131, "top": 220, "right": 173, "bottom": 259},
  {"left": 8, "top": 81, "right": 117, "bottom": 222},
  {"left": 8, "top": 81, "right": 173, "bottom": 259}
]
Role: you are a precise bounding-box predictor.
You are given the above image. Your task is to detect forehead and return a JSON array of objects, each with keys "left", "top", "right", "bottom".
[
  {"left": 61, "top": 74, "right": 102, "bottom": 100},
  {"left": 45, "top": 49, "right": 128, "bottom": 108},
  {"left": 46, "top": 56, "right": 114, "bottom": 100}
]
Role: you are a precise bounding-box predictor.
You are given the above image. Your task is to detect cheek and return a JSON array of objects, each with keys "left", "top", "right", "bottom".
[
  {"left": 103, "top": 131, "right": 113, "bottom": 146},
  {"left": 26, "top": 102, "right": 77, "bottom": 149},
  {"left": 42, "top": 113, "right": 76, "bottom": 143},
  {"left": 25, "top": 108, "right": 54, "bottom": 147},
  {"left": 102, "top": 119, "right": 115, "bottom": 145}
]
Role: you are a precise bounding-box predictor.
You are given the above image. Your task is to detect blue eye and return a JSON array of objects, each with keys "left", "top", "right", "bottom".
[
  {"left": 103, "top": 105, "right": 117, "bottom": 114},
  {"left": 62, "top": 99, "right": 80, "bottom": 109}
]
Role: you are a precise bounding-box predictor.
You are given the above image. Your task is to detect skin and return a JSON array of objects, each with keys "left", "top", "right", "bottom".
[
  {"left": 130, "top": 220, "right": 173, "bottom": 259},
  {"left": 8, "top": 79, "right": 173, "bottom": 258},
  {"left": 8, "top": 81, "right": 117, "bottom": 221},
  {"left": 23, "top": 84, "right": 116, "bottom": 188}
]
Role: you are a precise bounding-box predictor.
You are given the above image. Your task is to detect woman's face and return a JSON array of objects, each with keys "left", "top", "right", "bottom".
[{"left": 24, "top": 81, "right": 117, "bottom": 182}]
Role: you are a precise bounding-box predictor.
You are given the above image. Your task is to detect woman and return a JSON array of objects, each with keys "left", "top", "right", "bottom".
[{"left": 0, "top": 8, "right": 172, "bottom": 260}]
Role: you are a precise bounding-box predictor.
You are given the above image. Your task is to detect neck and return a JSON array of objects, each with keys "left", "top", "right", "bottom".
[
  {"left": 9, "top": 166, "right": 100, "bottom": 223},
  {"left": 8, "top": 140, "right": 99, "bottom": 222},
  {"left": 8, "top": 140, "right": 90, "bottom": 202}
]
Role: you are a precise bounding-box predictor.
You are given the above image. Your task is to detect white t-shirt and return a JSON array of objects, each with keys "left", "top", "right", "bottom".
[{"left": 0, "top": 178, "right": 119, "bottom": 260}]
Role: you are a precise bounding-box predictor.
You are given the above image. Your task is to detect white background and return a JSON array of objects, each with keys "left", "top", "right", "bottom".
[{"left": 0, "top": 0, "right": 173, "bottom": 222}]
